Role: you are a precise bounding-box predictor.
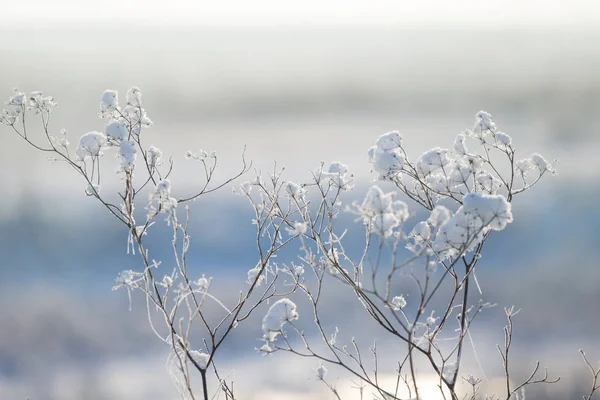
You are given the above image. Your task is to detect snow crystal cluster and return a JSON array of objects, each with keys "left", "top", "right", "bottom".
[
  {"left": 368, "top": 131, "right": 404, "bottom": 179},
  {"left": 188, "top": 350, "right": 210, "bottom": 370},
  {"left": 286, "top": 221, "right": 308, "bottom": 236},
  {"left": 313, "top": 161, "right": 354, "bottom": 191},
  {"left": 355, "top": 185, "right": 410, "bottom": 237},
  {"left": 247, "top": 263, "right": 267, "bottom": 286},
  {"left": 431, "top": 192, "right": 512, "bottom": 259},
  {"left": 97, "top": 87, "right": 154, "bottom": 171},
  {"left": 0, "top": 90, "right": 56, "bottom": 125},
  {"left": 10, "top": 87, "right": 152, "bottom": 182},
  {"left": 0, "top": 88, "right": 168, "bottom": 200},
  {"left": 361, "top": 111, "right": 554, "bottom": 260},
  {"left": 147, "top": 146, "right": 163, "bottom": 169},
  {"left": 261, "top": 298, "right": 299, "bottom": 344},
  {"left": 76, "top": 131, "right": 108, "bottom": 160},
  {"left": 119, "top": 139, "right": 137, "bottom": 172},
  {"left": 147, "top": 179, "right": 178, "bottom": 219},
  {"left": 315, "top": 364, "right": 327, "bottom": 380},
  {"left": 390, "top": 295, "right": 407, "bottom": 310},
  {"left": 367, "top": 111, "right": 554, "bottom": 203},
  {"left": 285, "top": 181, "right": 307, "bottom": 202},
  {"left": 100, "top": 87, "right": 152, "bottom": 133},
  {"left": 112, "top": 269, "right": 143, "bottom": 291},
  {"left": 193, "top": 275, "right": 210, "bottom": 293}
]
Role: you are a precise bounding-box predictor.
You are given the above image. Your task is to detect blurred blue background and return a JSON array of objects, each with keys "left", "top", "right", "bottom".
[{"left": 0, "top": 1, "right": 599, "bottom": 399}]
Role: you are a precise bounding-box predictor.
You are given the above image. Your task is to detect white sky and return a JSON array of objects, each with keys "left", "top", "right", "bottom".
[{"left": 1, "top": 0, "right": 598, "bottom": 28}]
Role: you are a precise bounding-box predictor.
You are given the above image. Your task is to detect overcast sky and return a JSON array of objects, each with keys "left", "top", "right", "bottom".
[{"left": 1, "top": 0, "right": 598, "bottom": 28}]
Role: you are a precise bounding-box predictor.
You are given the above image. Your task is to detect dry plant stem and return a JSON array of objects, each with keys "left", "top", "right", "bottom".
[
  {"left": 134, "top": 235, "right": 202, "bottom": 400},
  {"left": 178, "top": 146, "right": 250, "bottom": 203},
  {"left": 211, "top": 359, "right": 235, "bottom": 399},
  {"left": 496, "top": 307, "right": 560, "bottom": 399},
  {"left": 448, "top": 257, "right": 473, "bottom": 391},
  {"left": 199, "top": 369, "right": 209, "bottom": 400},
  {"left": 9, "top": 103, "right": 259, "bottom": 400},
  {"left": 407, "top": 335, "right": 420, "bottom": 400},
  {"left": 273, "top": 264, "right": 404, "bottom": 399},
  {"left": 580, "top": 350, "right": 600, "bottom": 400}
]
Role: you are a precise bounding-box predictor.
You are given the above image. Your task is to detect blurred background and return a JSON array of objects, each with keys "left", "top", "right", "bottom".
[{"left": 0, "top": 1, "right": 599, "bottom": 399}]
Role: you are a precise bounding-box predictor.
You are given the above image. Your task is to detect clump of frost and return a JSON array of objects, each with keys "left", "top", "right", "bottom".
[
  {"left": 442, "top": 362, "right": 458, "bottom": 382},
  {"left": 100, "top": 90, "right": 119, "bottom": 117},
  {"left": 476, "top": 172, "right": 503, "bottom": 194},
  {"left": 319, "top": 162, "right": 353, "bottom": 190},
  {"left": 516, "top": 158, "right": 534, "bottom": 176},
  {"left": 76, "top": 131, "right": 107, "bottom": 160},
  {"left": 376, "top": 130, "right": 402, "bottom": 151},
  {"left": 409, "top": 221, "right": 431, "bottom": 244},
  {"left": 193, "top": 275, "right": 210, "bottom": 293},
  {"left": 1, "top": 90, "right": 27, "bottom": 125},
  {"left": 235, "top": 180, "right": 252, "bottom": 196},
  {"left": 147, "top": 179, "right": 177, "bottom": 218},
  {"left": 185, "top": 149, "right": 214, "bottom": 161},
  {"left": 354, "top": 185, "right": 409, "bottom": 237},
  {"left": 28, "top": 91, "right": 56, "bottom": 113},
  {"left": 316, "top": 364, "right": 327, "bottom": 380},
  {"left": 390, "top": 295, "right": 407, "bottom": 310},
  {"left": 428, "top": 205, "right": 451, "bottom": 227},
  {"left": 494, "top": 132, "right": 512, "bottom": 148},
  {"left": 453, "top": 133, "right": 468, "bottom": 156},
  {"left": 432, "top": 192, "right": 512, "bottom": 259},
  {"left": 368, "top": 131, "right": 404, "bottom": 179},
  {"left": 147, "top": 146, "right": 162, "bottom": 169},
  {"left": 286, "top": 181, "right": 306, "bottom": 201},
  {"left": 8, "top": 90, "right": 26, "bottom": 107},
  {"left": 85, "top": 184, "right": 101, "bottom": 196},
  {"left": 416, "top": 147, "right": 450, "bottom": 177},
  {"left": 99, "top": 87, "right": 151, "bottom": 135},
  {"left": 247, "top": 264, "right": 266, "bottom": 286},
  {"left": 531, "top": 153, "right": 556, "bottom": 174},
  {"left": 262, "top": 298, "right": 299, "bottom": 342},
  {"left": 426, "top": 311, "right": 438, "bottom": 326},
  {"left": 119, "top": 139, "right": 137, "bottom": 172},
  {"left": 463, "top": 192, "right": 513, "bottom": 230},
  {"left": 189, "top": 350, "right": 210, "bottom": 370},
  {"left": 472, "top": 111, "right": 496, "bottom": 136},
  {"left": 159, "top": 275, "right": 173, "bottom": 288},
  {"left": 126, "top": 86, "right": 142, "bottom": 107},
  {"left": 112, "top": 269, "right": 143, "bottom": 291},
  {"left": 105, "top": 120, "right": 128, "bottom": 141},
  {"left": 286, "top": 222, "right": 308, "bottom": 236}
]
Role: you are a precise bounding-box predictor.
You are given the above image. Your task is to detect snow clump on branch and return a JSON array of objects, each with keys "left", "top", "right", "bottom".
[
  {"left": 354, "top": 185, "right": 409, "bottom": 237},
  {"left": 147, "top": 179, "right": 178, "bottom": 219},
  {"left": 262, "top": 298, "right": 299, "bottom": 343},
  {"left": 432, "top": 192, "right": 512, "bottom": 259}
]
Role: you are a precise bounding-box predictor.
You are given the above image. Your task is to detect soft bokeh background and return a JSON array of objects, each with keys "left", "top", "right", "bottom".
[{"left": 1, "top": 1, "right": 599, "bottom": 399}]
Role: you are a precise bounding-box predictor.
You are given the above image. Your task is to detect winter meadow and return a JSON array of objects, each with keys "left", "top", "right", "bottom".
[{"left": 1, "top": 4, "right": 600, "bottom": 400}]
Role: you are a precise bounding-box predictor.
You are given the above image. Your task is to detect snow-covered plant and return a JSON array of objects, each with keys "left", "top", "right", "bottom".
[
  {"left": 236, "top": 110, "right": 563, "bottom": 400},
  {"left": 1, "top": 88, "right": 292, "bottom": 399},
  {"left": 4, "top": 88, "right": 593, "bottom": 400}
]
